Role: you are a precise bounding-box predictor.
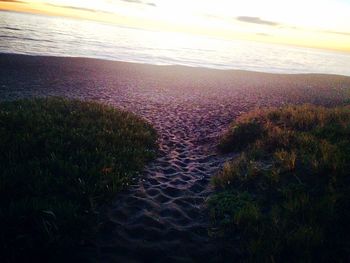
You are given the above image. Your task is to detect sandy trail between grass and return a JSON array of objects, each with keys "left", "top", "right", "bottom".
[{"left": 1, "top": 54, "right": 350, "bottom": 262}]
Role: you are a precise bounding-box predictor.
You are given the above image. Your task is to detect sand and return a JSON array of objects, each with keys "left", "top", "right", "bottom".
[{"left": 1, "top": 53, "right": 350, "bottom": 262}]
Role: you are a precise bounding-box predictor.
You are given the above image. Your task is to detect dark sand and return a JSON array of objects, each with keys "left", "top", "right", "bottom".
[{"left": 1, "top": 54, "right": 350, "bottom": 262}]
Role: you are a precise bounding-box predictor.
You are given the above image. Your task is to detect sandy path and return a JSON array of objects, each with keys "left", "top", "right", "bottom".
[{"left": 1, "top": 54, "right": 350, "bottom": 262}]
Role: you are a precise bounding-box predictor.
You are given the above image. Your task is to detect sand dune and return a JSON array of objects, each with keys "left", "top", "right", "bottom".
[{"left": 1, "top": 54, "right": 350, "bottom": 262}]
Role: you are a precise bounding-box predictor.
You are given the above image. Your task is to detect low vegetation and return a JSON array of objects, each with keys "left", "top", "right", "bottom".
[
  {"left": 209, "top": 104, "right": 350, "bottom": 262},
  {"left": 0, "top": 97, "right": 157, "bottom": 262}
]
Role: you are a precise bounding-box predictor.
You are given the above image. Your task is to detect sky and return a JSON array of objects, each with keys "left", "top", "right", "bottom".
[{"left": 1, "top": 0, "right": 350, "bottom": 52}]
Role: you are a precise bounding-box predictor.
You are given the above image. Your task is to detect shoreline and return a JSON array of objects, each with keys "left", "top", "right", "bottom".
[
  {"left": 1, "top": 53, "right": 350, "bottom": 107},
  {"left": 1, "top": 52, "right": 350, "bottom": 78}
]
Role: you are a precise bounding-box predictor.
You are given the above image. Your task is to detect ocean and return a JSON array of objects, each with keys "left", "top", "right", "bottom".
[{"left": 1, "top": 10, "right": 350, "bottom": 76}]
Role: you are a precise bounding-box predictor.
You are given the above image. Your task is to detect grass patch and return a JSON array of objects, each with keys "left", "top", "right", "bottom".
[
  {"left": 210, "top": 104, "right": 350, "bottom": 262},
  {"left": 0, "top": 97, "right": 157, "bottom": 262}
]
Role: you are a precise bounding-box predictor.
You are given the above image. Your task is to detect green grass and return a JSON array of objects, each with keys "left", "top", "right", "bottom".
[
  {"left": 209, "top": 104, "right": 350, "bottom": 262},
  {"left": 0, "top": 97, "right": 157, "bottom": 262}
]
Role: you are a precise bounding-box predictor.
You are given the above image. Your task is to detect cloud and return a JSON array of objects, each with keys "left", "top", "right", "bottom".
[
  {"left": 236, "top": 16, "right": 279, "bottom": 26},
  {"left": 45, "top": 3, "right": 114, "bottom": 14},
  {"left": 256, "top": 32, "right": 271, "bottom": 36},
  {"left": 0, "top": 0, "right": 25, "bottom": 2},
  {"left": 203, "top": 14, "right": 221, "bottom": 19},
  {"left": 324, "top": 30, "right": 350, "bottom": 36},
  {"left": 119, "top": 0, "right": 156, "bottom": 7}
]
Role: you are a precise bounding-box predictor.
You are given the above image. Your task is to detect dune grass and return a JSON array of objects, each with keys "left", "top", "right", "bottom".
[
  {"left": 0, "top": 97, "right": 157, "bottom": 262},
  {"left": 209, "top": 104, "right": 350, "bottom": 262}
]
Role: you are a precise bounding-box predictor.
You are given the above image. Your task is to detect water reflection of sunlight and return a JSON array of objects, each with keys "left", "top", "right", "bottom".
[
  {"left": 143, "top": 30, "right": 204, "bottom": 50},
  {"left": 2, "top": 11, "right": 350, "bottom": 76}
]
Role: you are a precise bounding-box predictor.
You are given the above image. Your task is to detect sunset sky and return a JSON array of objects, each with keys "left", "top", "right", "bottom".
[{"left": 1, "top": 0, "right": 350, "bottom": 52}]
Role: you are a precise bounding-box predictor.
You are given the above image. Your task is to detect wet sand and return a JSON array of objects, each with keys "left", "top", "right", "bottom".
[{"left": 1, "top": 54, "right": 350, "bottom": 262}]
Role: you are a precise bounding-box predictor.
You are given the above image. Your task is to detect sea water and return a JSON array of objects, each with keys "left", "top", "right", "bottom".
[{"left": 1, "top": 10, "right": 350, "bottom": 76}]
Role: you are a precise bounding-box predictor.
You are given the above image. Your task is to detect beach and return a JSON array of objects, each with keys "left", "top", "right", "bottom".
[{"left": 1, "top": 53, "right": 350, "bottom": 262}]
